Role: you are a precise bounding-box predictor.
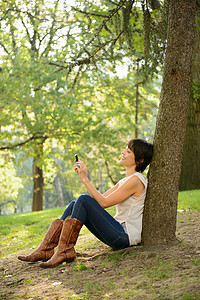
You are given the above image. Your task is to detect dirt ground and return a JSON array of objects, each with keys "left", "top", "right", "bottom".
[{"left": 0, "top": 212, "right": 200, "bottom": 300}]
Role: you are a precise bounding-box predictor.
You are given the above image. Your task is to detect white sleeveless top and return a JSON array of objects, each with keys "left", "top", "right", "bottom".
[{"left": 114, "top": 172, "right": 147, "bottom": 245}]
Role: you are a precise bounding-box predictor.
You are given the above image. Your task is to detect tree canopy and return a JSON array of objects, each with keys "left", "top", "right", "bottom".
[{"left": 1, "top": 0, "right": 161, "bottom": 212}]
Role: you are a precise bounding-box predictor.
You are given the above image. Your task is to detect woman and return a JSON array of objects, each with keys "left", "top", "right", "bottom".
[{"left": 18, "top": 138, "right": 153, "bottom": 268}]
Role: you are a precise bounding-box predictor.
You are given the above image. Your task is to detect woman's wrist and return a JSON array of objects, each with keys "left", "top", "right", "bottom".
[{"left": 81, "top": 177, "right": 90, "bottom": 184}]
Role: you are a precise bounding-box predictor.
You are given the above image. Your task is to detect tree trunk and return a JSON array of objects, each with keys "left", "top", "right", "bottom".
[
  {"left": 179, "top": 6, "right": 200, "bottom": 191},
  {"left": 142, "top": 0, "right": 196, "bottom": 245},
  {"left": 99, "top": 171, "right": 103, "bottom": 193},
  {"left": 135, "top": 84, "right": 139, "bottom": 138},
  {"left": 55, "top": 175, "right": 64, "bottom": 207},
  {"left": 32, "top": 143, "right": 44, "bottom": 211}
]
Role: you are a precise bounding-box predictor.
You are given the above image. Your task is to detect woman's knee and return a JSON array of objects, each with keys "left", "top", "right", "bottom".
[
  {"left": 60, "top": 200, "right": 76, "bottom": 220},
  {"left": 75, "top": 194, "right": 97, "bottom": 210},
  {"left": 64, "top": 200, "right": 76, "bottom": 212},
  {"left": 69, "top": 200, "right": 76, "bottom": 206},
  {"left": 76, "top": 194, "right": 93, "bottom": 204}
]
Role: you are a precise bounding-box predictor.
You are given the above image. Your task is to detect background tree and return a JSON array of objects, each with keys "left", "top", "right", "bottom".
[
  {"left": 180, "top": 5, "right": 200, "bottom": 191},
  {"left": 0, "top": 0, "right": 91, "bottom": 210}
]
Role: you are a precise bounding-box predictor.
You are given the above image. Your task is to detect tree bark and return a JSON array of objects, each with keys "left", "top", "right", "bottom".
[
  {"left": 55, "top": 175, "right": 64, "bottom": 207},
  {"left": 142, "top": 0, "right": 196, "bottom": 245},
  {"left": 99, "top": 171, "right": 103, "bottom": 193},
  {"left": 179, "top": 6, "right": 200, "bottom": 191},
  {"left": 135, "top": 84, "right": 139, "bottom": 138}
]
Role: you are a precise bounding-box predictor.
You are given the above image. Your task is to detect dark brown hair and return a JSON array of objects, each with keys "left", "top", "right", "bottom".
[{"left": 127, "top": 139, "right": 153, "bottom": 172}]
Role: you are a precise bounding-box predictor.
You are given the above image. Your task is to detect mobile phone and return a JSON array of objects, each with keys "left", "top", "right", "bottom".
[{"left": 75, "top": 154, "right": 79, "bottom": 162}]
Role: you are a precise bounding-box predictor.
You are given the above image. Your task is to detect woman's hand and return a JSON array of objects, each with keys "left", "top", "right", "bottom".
[{"left": 74, "top": 160, "right": 88, "bottom": 182}]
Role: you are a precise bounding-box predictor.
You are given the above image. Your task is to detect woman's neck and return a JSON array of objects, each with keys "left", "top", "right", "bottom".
[{"left": 126, "top": 167, "right": 137, "bottom": 177}]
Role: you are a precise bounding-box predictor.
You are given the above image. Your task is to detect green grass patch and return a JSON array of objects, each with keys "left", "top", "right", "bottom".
[
  {"left": 178, "top": 190, "right": 200, "bottom": 211},
  {"left": 144, "top": 260, "right": 173, "bottom": 280},
  {"left": 105, "top": 252, "right": 123, "bottom": 264},
  {"left": 181, "top": 295, "right": 200, "bottom": 300},
  {"left": 73, "top": 262, "right": 88, "bottom": 272}
]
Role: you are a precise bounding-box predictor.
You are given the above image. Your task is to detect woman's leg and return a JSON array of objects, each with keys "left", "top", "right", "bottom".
[
  {"left": 70, "top": 194, "right": 129, "bottom": 250},
  {"left": 18, "top": 219, "right": 63, "bottom": 262},
  {"left": 60, "top": 201, "right": 76, "bottom": 220},
  {"left": 39, "top": 194, "right": 128, "bottom": 268},
  {"left": 18, "top": 200, "right": 77, "bottom": 263}
]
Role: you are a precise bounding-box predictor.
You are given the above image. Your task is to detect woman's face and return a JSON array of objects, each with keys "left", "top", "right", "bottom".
[{"left": 120, "top": 147, "right": 136, "bottom": 168}]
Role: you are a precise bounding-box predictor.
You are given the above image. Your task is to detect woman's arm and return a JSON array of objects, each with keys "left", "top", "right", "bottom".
[
  {"left": 75, "top": 160, "right": 144, "bottom": 208},
  {"left": 103, "top": 184, "right": 119, "bottom": 197},
  {"left": 81, "top": 176, "right": 142, "bottom": 208}
]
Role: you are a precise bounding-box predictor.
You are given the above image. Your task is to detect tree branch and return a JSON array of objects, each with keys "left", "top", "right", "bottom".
[
  {"left": 0, "top": 41, "right": 9, "bottom": 54},
  {"left": 49, "top": 30, "right": 124, "bottom": 71},
  {"left": 0, "top": 8, "right": 48, "bottom": 22},
  {"left": 0, "top": 135, "right": 48, "bottom": 151},
  {"left": 70, "top": 6, "right": 109, "bottom": 18},
  {"left": 0, "top": 200, "right": 16, "bottom": 209},
  {"left": 82, "top": 0, "right": 127, "bottom": 50},
  {"left": 41, "top": 0, "right": 60, "bottom": 57},
  {"left": 104, "top": 160, "right": 118, "bottom": 185}
]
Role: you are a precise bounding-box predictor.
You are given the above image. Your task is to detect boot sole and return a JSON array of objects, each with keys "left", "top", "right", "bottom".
[
  {"left": 39, "top": 257, "right": 75, "bottom": 268},
  {"left": 18, "top": 257, "right": 50, "bottom": 263}
]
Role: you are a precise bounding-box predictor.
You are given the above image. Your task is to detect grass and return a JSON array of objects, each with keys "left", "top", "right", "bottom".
[
  {"left": 178, "top": 189, "right": 200, "bottom": 211},
  {"left": 144, "top": 259, "right": 173, "bottom": 280},
  {"left": 0, "top": 190, "right": 199, "bottom": 258},
  {"left": 73, "top": 262, "right": 88, "bottom": 271}
]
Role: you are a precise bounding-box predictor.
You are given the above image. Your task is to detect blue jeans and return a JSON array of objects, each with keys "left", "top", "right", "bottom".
[{"left": 60, "top": 194, "right": 129, "bottom": 250}]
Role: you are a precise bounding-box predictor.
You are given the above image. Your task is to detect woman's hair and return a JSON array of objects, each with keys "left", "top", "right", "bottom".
[{"left": 127, "top": 138, "right": 153, "bottom": 172}]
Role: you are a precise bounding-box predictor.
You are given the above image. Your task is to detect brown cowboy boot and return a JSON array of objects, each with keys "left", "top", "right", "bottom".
[
  {"left": 18, "top": 219, "right": 63, "bottom": 262},
  {"left": 39, "top": 218, "right": 82, "bottom": 268}
]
